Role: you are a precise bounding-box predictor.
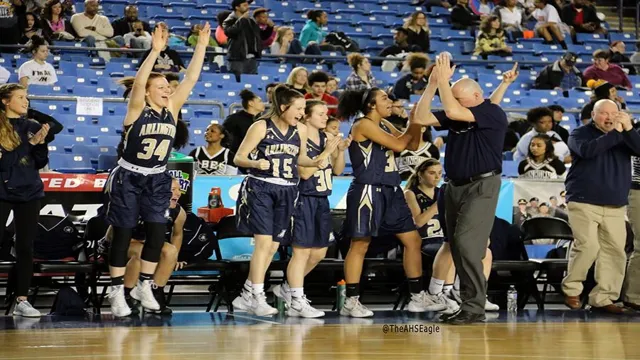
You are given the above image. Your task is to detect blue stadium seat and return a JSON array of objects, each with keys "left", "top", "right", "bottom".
[
  {"left": 96, "top": 135, "right": 121, "bottom": 147},
  {"left": 609, "top": 32, "right": 636, "bottom": 42},
  {"left": 502, "top": 160, "right": 518, "bottom": 177},
  {"left": 72, "top": 124, "right": 117, "bottom": 137},
  {"left": 49, "top": 153, "right": 95, "bottom": 173},
  {"left": 71, "top": 144, "right": 118, "bottom": 161},
  {"left": 576, "top": 33, "right": 608, "bottom": 44}
]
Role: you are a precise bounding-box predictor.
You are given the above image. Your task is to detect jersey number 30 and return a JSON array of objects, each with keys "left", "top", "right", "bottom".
[
  {"left": 137, "top": 138, "right": 171, "bottom": 162},
  {"left": 315, "top": 168, "right": 333, "bottom": 192}
]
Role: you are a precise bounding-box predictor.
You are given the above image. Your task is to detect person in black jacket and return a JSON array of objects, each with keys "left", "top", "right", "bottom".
[
  {"left": 560, "top": 0, "right": 605, "bottom": 35},
  {"left": 224, "top": 0, "right": 273, "bottom": 80},
  {"left": 451, "top": 0, "right": 481, "bottom": 31},
  {"left": 0, "top": 83, "right": 50, "bottom": 318},
  {"left": 534, "top": 52, "right": 584, "bottom": 90},
  {"left": 223, "top": 89, "right": 265, "bottom": 154},
  {"left": 111, "top": 5, "right": 151, "bottom": 37}
]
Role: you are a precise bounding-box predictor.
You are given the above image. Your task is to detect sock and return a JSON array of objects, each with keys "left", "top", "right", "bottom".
[
  {"left": 111, "top": 275, "right": 124, "bottom": 286},
  {"left": 559, "top": 40, "right": 568, "bottom": 50},
  {"left": 139, "top": 273, "right": 153, "bottom": 283},
  {"left": 443, "top": 284, "right": 453, "bottom": 293},
  {"left": 346, "top": 283, "right": 360, "bottom": 298},
  {"left": 428, "top": 278, "right": 445, "bottom": 295},
  {"left": 251, "top": 283, "right": 264, "bottom": 296},
  {"left": 290, "top": 287, "right": 304, "bottom": 300},
  {"left": 124, "top": 287, "right": 132, "bottom": 297},
  {"left": 243, "top": 279, "right": 252, "bottom": 293},
  {"left": 408, "top": 277, "right": 423, "bottom": 295},
  {"left": 453, "top": 276, "right": 460, "bottom": 291}
]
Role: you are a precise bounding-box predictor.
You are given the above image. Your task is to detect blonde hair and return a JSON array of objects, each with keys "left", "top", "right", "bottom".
[
  {"left": 275, "top": 26, "right": 294, "bottom": 45},
  {"left": 286, "top": 67, "right": 310, "bottom": 92},
  {"left": 347, "top": 53, "right": 366, "bottom": 71},
  {"left": 403, "top": 11, "right": 429, "bottom": 33},
  {"left": 0, "top": 84, "right": 25, "bottom": 151}
]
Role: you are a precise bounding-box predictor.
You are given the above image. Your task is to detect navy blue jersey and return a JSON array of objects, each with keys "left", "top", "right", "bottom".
[
  {"left": 121, "top": 107, "right": 176, "bottom": 169},
  {"left": 411, "top": 185, "right": 445, "bottom": 242},
  {"left": 299, "top": 132, "right": 333, "bottom": 196},
  {"left": 249, "top": 119, "right": 300, "bottom": 181},
  {"left": 131, "top": 204, "right": 182, "bottom": 241},
  {"left": 349, "top": 119, "right": 401, "bottom": 186}
]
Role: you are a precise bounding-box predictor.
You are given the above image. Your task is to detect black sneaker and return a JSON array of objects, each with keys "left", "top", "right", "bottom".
[
  {"left": 125, "top": 296, "right": 140, "bottom": 316},
  {"left": 149, "top": 286, "right": 172, "bottom": 315}
]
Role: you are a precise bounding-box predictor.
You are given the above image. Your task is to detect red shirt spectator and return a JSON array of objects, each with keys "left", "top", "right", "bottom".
[
  {"left": 305, "top": 71, "right": 339, "bottom": 117},
  {"left": 583, "top": 49, "right": 632, "bottom": 89}
]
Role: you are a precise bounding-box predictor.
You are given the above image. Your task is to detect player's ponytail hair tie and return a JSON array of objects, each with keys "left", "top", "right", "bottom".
[{"left": 361, "top": 88, "right": 371, "bottom": 108}]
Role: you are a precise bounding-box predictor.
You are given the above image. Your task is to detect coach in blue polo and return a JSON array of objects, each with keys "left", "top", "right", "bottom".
[{"left": 419, "top": 53, "right": 516, "bottom": 324}]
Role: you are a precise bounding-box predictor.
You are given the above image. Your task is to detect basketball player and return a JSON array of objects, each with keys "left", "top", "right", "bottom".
[
  {"left": 396, "top": 127, "right": 440, "bottom": 181},
  {"left": 105, "top": 178, "right": 186, "bottom": 315},
  {"left": 233, "top": 85, "right": 332, "bottom": 316},
  {"left": 103, "top": 23, "right": 210, "bottom": 317},
  {"left": 188, "top": 123, "right": 238, "bottom": 175},
  {"left": 336, "top": 87, "right": 446, "bottom": 317},
  {"left": 272, "top": 100, "right": 350, "bottom": 318},
  {"left": 404, "top": 160, "right": 498, "bottom": 313}
]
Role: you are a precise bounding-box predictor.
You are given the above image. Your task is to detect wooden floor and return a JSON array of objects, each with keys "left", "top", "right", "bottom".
[{"left": 0, "top": 310, "right": 639, "bottom": 359}]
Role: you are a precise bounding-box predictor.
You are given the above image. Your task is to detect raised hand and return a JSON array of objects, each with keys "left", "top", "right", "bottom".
[
  {"left": 614, "top": 111, "right": 633, "bottom": 131},
  {"left": 197, "top": 22, "right": 211, "bottom": 47},
  {"left": 338, "top": 135, "right": 352, "bottom": 151},
  {"left": 151, "top": 24, "right": 168, "bottom": 52},
  {"left": 501, "top": 62, "right": 519, "bottom": 84},
  {"left": 256, "top": 159, "right": 270, "bottom": 170},
  {"left": 29, "top": 123, "right": 50, "bottom": 145},
  {"left": 325, "top": 135, "right": 341, "bottom": 154},
  {"left": 435, "top": 52, "right": 456, "bottom": 82}
]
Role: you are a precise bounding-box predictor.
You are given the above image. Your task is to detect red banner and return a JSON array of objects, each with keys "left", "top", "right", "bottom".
[{"left": 40, "top": 173, "right": 108, "bottom": 192}]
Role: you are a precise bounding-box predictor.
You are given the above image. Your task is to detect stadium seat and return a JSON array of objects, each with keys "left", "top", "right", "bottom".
[{"left": 48, "top": 153, "right": 95, "bottom": 173}]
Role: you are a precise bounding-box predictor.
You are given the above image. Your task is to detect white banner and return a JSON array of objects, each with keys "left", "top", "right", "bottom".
[{"left": 512, "top": 179, "right": 568, "bottom": 229}]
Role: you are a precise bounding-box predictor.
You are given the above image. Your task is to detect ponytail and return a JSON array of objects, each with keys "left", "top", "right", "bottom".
[
  {"left": 261, "top": 84, "right": 304, "bottom": 121},
  {"left": 336, "top": 88, "right": 380, "bottom": 121},
  {"left": 0, "top": 84, "right": 25, "bottom": 151}
]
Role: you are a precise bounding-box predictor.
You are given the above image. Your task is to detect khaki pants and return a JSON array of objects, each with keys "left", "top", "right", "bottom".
[
  {"left": 624, "top": 189, "right": 640, "bottom": 303},
  {"left": 562, "top": 201, "right": 627, "bottom": 307}
]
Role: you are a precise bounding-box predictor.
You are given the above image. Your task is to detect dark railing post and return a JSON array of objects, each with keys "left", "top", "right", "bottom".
[
  {"left": 636, "top": 0, "right": 640, "bottom": 39},
  {"left": 619, "top": 0, "right": 624, "bottom": 32}
]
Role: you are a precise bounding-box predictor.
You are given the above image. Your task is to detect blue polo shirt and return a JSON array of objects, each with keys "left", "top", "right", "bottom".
[
  {"left": 434, "top": 99, "right": 507, "bottom": 180},
  {"left": 565, "top": 122, "right": 640, "bottom": 206}
]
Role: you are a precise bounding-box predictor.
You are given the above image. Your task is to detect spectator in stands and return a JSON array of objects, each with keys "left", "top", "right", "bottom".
[
  {"left": 223, "top": 0, "right": 266, "bottom": 78},
  {"left": 374, "top": 27, "right": 420, "bottom": 70},
  {"left": 0, "top": 0, "right": 26, "bottom": 51},
  {"left": 23, "top": 0, "right": 44, "bottom": 13},
  {"left": 631, "top": 41, "right": 640, "bottom": 75},
  {"left": 140, "top": 23, "right": 186, "bottom": 73},
  {"left": 326, "top": 76, "right": 339, "bottom": 97},
  {"left": 473, "top": 15, "right": 512, "bottom": 59},
  {"left": 386, "top": 94, "right": 409, "bottom": 130},
  {"left": 18, "top": 36, "right": 57, "bottom": 88},
  {"left": 223, "top": 89, "right": 265, "bottom": 154},
  {"left": 517, "top": 134, "right": 566, "bottom": 179},
  {"left": 286, "top": 67, "right": 309, "bottom": 94},
  {"left": 403, "top": 11, "right": 430, "bottom": 53},
  {"left": 493, "top": 0, "right": 525, "bottom": 39},
  {"left": 583, "top": 49, "right": 632, "bottom": 89},
  {"left": 71, "top": 0, "right": 120, "bottom": 59},
  {"left": 270, "top": 27, "right": 321, "bottom": 60},
  {"left": 514, "top": 107, "right": 571, "bottom": 163},
  {"left": 344, "top": 53, "right": 376, "bottom": 92},
  {"left": 534, "top": 52, "right": 584, "bottom": 90},
  {"left": 547, "top": 104, "right": 569, "bottom": 143},
  {"left": 188, "top": 123, "right": 238, "bottom": 175},
  {"left": 0, "top": 65, "right": 10, "bottom": 84},
  {"left": 532, "top": 0, "right": 570, "bottom": 49},
  {"left": 122, "top": 20, "right": 152, "bottom": 50},
  {"left": 253, "top": 8, "right": 276, "bottom": 48},
  {"left": 609, "top": 41, "right": 636, "bottom": 76},
  {"left": 300, "top": 10, "right": 345, "bottom": 54},
  {"left": 214, "top": 10, "right": 231, "bottom": 47},
  {"left": 451, "top": 0, "right": 482, "bottom": 31},
  {"left": 474, "top": 0, "right": 496, "bottom": 15},
  {"left": 561, "top": 0, "right": 605, "bottom": 35},
  {"left": 305, "top": 71, "right": 338, "bottom": 117},
  {"left": 111, "top": 5, "right": 150, "bottom": 38},
  {"left": 40, "top": 0, "right": 76, "bottom": 42},
  {"left": 562, "top": 99, "right": 640, "bottom": 314},
  {"left": 392, "top": 53, "right": 429, "bottom": 100},
  {"left": 580, "top": 80, "right": 627, "bottom": 125},
  {"left": 265, "top": 82, "right": 279, "bottom": 101},
  {"left": 187, "top": 23, "right": 217, "bottom": 48},
  {"left": 20, "top": 12, "right": 43, "bottom": 45},
  {"left": 344, "top": 56, "right": 375, "bottom": 91},
  {"left": 0, "top": 83, "right": 51, "bottom": 318},
  {"left": 324, "top": 117, "right": 340, "bottom": 137}
]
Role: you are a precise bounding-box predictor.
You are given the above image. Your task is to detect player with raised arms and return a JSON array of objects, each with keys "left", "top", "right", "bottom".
[
  {"left": 103, "top": 22, "right": 211, "bottom": 317},
  {"left": 233, "top": 85, "right": 331, "bottom": 316},
  {"left": 337, "top": 87, "right": 447, "bottom": 317},
  {"left": 272, "top": 100, "right": 350, "bottom": 318}
]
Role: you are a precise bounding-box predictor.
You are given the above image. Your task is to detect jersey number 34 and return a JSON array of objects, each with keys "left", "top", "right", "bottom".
[{"left": 137, "top": 138, "right": 171, "bottom": 162}]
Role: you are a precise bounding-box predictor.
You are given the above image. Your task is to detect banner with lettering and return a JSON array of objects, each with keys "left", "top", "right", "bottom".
[{"left": 511, "top": 178, "right": 568, "bottom": 228}]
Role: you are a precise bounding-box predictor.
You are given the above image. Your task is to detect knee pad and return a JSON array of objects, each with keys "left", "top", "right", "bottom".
[
  {"left": 140, "top": 222, "right": 166, "bottom": 263},
  {"left": 109, "top": 227, "right": 133, "bottom": 268}
]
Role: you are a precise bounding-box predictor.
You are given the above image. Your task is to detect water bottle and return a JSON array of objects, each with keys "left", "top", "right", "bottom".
[
  {"left": 208, "top": 187, "right": 222, "bottom": 209},
  {"left": 507, "top": 285, "right": 518, "bottom": 312},
  {"left": 336, "top": 280, "right": 346, "bottom": 311}
]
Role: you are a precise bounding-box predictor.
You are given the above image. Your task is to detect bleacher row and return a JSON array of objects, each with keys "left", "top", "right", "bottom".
[{"left": 3, "top": 0, "right": 638, "bottom": 173}]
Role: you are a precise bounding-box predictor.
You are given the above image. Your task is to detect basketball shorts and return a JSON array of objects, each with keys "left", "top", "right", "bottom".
[
  {"left": 104, "top": 167, "right": 172, "bottom": 229},
  {"left": 344, "top": 183, "right": 416, "bottom": 238},
  {"left": 236, "top": 177, "right": 298, "bottom": 242},
  {"left": 292, "top": 195, "right": 333, "bottom": 248}
]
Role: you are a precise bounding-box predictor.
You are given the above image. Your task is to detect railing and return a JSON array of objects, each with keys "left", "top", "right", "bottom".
[
  {"left": 28, "top": 95, "right": 226, "bottom": 119},
  {"left": 636, "top": 0, "right": 640, "bottom": 38}
]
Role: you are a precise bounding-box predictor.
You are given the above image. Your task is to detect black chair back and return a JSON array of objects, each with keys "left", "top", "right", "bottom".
[{"left": 522, "top": 217, "right": 573, "bottom": 243}]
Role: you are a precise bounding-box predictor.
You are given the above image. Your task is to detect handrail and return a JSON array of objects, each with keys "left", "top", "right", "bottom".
[
  {"left": 619, "top": 0, "right": 624, "bottom": 32},
  {"left": 27, "top": 95, "right": 226, "bottom": 118},
  {"left": 637, "top": 0, "right": 640, "bottom": 39}
]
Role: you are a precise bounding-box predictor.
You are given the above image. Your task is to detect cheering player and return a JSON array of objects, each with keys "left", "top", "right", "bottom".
[{"left": 103, "top": 22, "right": 210, "bottom": 317}]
